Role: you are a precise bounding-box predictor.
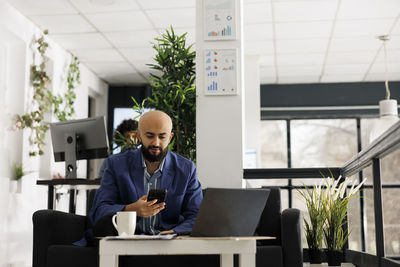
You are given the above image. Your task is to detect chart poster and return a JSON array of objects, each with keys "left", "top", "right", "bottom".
[
  {"left": 204, "top": 49, "right": 237, "bottom": 95},
  {"left": 204, "top": 0, "right": 236, "bottom": 40}
]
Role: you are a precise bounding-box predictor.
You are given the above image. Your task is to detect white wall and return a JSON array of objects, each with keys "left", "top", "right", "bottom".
[
  {"left": 195, "top": 0, "right": 245, "bottom": 189},
  {"left": 0, "top": 1, "right": 108, "bottom": 266}
]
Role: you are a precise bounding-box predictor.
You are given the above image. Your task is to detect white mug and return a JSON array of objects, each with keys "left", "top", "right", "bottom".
[{"left": 112, "top": 211, "right": 137, "bottom": 236}]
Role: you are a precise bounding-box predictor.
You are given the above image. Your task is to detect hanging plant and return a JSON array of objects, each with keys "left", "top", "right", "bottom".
[{"left": 13, "top": 30, "right": 80, "bottom": 156}]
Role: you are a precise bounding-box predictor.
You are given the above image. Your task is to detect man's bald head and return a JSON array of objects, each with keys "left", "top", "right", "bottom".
[
  {"left": 137, "top": 110, "right": 174, "bottom": 162},
  {"left": 138, "top": 110, "right": 173, "bottom": 133}
]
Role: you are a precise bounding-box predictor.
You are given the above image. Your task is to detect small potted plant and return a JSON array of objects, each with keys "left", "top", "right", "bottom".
[
  {"left": 297, "top": 182, "right": 325, "bottom": 264},
  {"left": 10, "top": 162, "right": 25, "bottom": 193},
  {"left": 322, "top": 176, "right": 366, "bottom": 266}
]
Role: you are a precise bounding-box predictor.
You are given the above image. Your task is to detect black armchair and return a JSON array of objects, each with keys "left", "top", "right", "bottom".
[
  {"left": 32, "top": 188, "right": 302, "bottom": 267},
  {"left": 255, "top": 188, "right": 303, "bottom": 267}
]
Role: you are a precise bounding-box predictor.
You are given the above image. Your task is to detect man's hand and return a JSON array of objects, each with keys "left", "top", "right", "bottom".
[
  {"left": 159, "top": 230, "right": 175, "bottom": 235},
  {"left": 124, "top": 195, "right": 165, "bottom": 218}
]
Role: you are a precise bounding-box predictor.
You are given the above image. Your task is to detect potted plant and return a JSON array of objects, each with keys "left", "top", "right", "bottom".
[
  {"left": 132, "top": 26, "right": 196, "bottom": 162},
  {"left": 10, "top": 162, "right": 25, "bottom": 193},
  {"left": 297, "top": 182, "right": 325, "bottom": 263},
  {"left": 322, "top": 176, "right": 366, "bottom": 266}
]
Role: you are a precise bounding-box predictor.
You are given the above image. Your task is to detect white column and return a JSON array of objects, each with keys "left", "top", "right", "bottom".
[
  {"left": 243, "top": 56, "right": 261, "bottom": 169},
  {"left": 196, "top": 0, "right": 245, "bottom": 188}
]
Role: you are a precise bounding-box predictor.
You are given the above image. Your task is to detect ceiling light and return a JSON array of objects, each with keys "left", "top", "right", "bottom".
[{"left": 369, "top": 35, "right": 399, "bottom": 143}]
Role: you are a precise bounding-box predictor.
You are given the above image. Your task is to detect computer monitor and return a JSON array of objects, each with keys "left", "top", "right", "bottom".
[{"left": 50, "top": 116, "right": 109, "bottom": 179}]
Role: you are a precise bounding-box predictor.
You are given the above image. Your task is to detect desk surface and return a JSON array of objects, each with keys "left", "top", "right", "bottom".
[{"left": 37, "top": 178, "right": 101, "bottom": 186}]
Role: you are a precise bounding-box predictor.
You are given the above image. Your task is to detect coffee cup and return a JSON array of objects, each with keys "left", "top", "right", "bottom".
[{"left": 112, "top": 211, "right": 136, "bottom": 236}]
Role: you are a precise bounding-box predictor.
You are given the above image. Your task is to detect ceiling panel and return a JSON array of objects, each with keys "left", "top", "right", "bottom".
[
  {"left": 276, "top": 39, "right": 328, "bottom": 54},
  {"left": 275, "top": 21, "right": 333, "bottom": 39},
  {"left": 137, "top": 0, "right": 195, "bottom": 9},
  {"left": 244, "top": 0, "right": 271, "bottom": 3},
  {"left": 89, "top": 62, "right": 136, "bottom": 76},
  {"left": 243, "top": 2, "right": 272, "bottom": 24},
  {"left": 258, "top": 55, "right": 275, "bottom": 67},
  {"left": 375, "top": 49, "right": 400, "bottom": 63},
  {"left": 131, "top": 61, "right": 153, "bottom": 73},
  {"left": 7, "top": 0, "right": 77, "bottom": 15},
  {"left": 278, "top": 76, "right": 320, "bottom": 84},
  {"left": 69, "top": 0, "right": 139, "bottom": 14},
  {"left": 5, "top": 0, "right": 400, "bottom": 85},
  {"left": 104, "top": 30, "right": 158, "bottom": 48},
  {"left": 321, "top": 73, "right": 364, "bottom": 83},
  {"left": 334, "top": 19, "right": 394, "bottom": 37},
  {"left": 324, "top": 64, "right": 370, "bottom": 75},
  {"left": 386, "top": 35, "right": 400, "bottom": 50},
  {"left": 51, "top": 33, "right": 111, "bottom": 50},
  {"left": 278, "top": 65, "right": 322, "bottom": 76},
  {"left": 146, "top": 8, "right": 195, "bottom": 29},
  {"left": 244, "top": 41, "right": 274, "bottom": 55},
  {"left": 119, "top": 47, "right": 156, "bottom": 63},
  {"left": 368, "top": 62, "right": 400, "bottom": 74},
  {"left": 329, "top": 37, "right": 381, "bottom": 52},
  {"left": 244, "top": 24, "right": 273, "bottom": 41},
  {"left": 365, "top": 73, "right": 400, "bottom": 82},
  {"left": 325, "top": 51, "right": 376, "bottom": 65},
  {"left": 274, "top": 0, "right": 338, "bottom": 22},
  {"left": 337, "top": 0, "right": 400, "bottom": 20},
  {"left": 71, "top": 48, "right": 125, "bottom": 63},
  {"left": 86, "top": 11, "right": 153, "bottom": 32},
  {"left": 277, "top": 53, "right": 325, "bottom": 66},
  {"left": 392, "top": 20, "right": 400, "bottom": 34},
  {"left": 29, "top": 15, "right": 96, "bottom": 34}
]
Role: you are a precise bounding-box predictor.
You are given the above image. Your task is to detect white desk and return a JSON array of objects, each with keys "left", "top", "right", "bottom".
[{"left": 99, "top": 236, "right": 267, "bottom": 267}]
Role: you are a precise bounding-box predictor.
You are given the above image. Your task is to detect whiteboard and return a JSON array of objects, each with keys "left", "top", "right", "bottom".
[{"left": 204, "top": 49, "right": 237, "bottom": 95}]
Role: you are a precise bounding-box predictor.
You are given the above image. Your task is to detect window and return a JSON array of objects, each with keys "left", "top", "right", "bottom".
[{"left": 257, "top": 117, "right": 400, "bottom": 255}]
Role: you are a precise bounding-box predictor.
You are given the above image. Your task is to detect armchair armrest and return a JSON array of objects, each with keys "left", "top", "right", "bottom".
[
  {"left": 32, "top": 209, "right": 87, "bottom": 267},
  {"left": 281, "top": 208, "right": 303, "bottom": 267}
]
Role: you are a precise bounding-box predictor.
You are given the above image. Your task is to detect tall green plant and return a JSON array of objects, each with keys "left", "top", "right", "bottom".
[
  {"left": 297, "top": 182, "right": 325, "bottom": 251},
  {"left": 133, "top": 26, "right": 196, "bottom": 161},
  {"left": 322, "top": 176, "right": 366, "bottom": 251}
]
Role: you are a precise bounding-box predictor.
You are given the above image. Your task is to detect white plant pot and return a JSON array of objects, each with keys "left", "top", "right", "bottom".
[{"left": 9, "top": 179, "right": 22, "bottom": 194}]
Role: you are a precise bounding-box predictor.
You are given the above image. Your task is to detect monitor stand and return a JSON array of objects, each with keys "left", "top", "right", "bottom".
[{"left": 64, "top": 132, "right": 77, "bottom": 179}]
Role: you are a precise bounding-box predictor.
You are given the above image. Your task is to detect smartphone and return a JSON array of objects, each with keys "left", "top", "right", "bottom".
[{"left": 147, "top": 189, "right": 167, "bottom": 204}]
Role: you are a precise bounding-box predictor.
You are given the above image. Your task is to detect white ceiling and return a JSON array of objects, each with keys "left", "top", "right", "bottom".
[{"left": 6, "top": 0, "right": 400, "bottom": 85}]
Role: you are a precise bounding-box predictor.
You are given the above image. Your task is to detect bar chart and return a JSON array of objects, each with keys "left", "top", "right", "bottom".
[{"left": 204, "top": 49, "right": 237, "bottom": 95}]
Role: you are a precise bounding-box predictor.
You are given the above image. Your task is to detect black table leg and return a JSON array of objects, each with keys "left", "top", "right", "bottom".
[
  {"left": 69, "top": 189, "right": 76, "bottom": 214},
  {"left": 48, "top": 185, "right": 54, "bottom": 210}
]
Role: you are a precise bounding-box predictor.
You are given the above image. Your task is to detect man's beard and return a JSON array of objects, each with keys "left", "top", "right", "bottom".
[{"left": 141, "top": 145, "right": 168, "bottom": 162}]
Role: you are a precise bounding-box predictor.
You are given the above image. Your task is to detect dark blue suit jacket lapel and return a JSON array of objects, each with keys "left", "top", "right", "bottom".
[
  {"left": 128, "top": 149, "right": 145, "bottom": 198},
  {"left": 161, "top": 152, "right": 174, "bottom": 190}
]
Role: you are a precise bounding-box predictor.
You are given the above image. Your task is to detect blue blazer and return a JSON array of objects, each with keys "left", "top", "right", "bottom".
[{"left": 89, "top": 148, "right": 203, "bottom": 233}]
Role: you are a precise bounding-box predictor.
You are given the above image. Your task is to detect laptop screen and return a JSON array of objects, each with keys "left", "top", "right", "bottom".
[{"left": 191, "top": 188, "right": 270, "bottom": 237}]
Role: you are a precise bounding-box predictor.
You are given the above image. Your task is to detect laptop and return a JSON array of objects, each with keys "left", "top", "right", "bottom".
[{"left": 190, "top": 188, "right": 270, "bottom": 237}]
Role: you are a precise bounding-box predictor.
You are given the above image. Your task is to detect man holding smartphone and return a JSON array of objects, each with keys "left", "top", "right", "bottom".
[{"left": 89, "top": 110, "right": 203, "bottom": 235}]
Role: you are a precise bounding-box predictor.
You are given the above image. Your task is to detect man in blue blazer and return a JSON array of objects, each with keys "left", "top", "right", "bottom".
[{"left": 89, "top": 110, "right": 203, "bottom": 235}]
